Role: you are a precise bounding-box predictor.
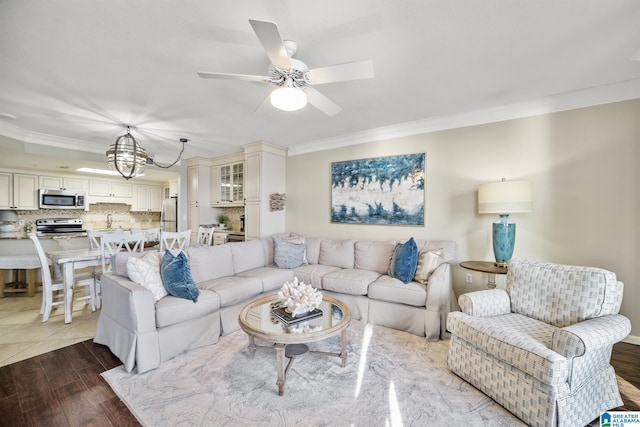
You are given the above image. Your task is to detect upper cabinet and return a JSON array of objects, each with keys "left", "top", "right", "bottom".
[
  {"left": 132, "top": 184, "right": 162, "bottom": 212},
  {"left": 39, "top": 175, "right": 88, "bottom": 192},
  {"left": 0, "top": 172, "right": 39, "bottom": 210},
  {"left": 210, "top": 153, "right": 244, "bottom": 207},
  {"left": 87, "top": 179, "right": 133, "bottom": 204}
]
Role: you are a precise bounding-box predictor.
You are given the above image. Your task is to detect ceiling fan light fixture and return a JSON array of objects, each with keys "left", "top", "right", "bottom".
[
  {"left": 106, "top": 127, "right": 148, "bottom": 180},
  {"left": 270, "top": 85, "right": 307, "bottom": 112}
]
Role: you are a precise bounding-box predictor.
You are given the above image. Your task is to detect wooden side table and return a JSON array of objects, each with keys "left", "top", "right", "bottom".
[{"left": 460, "top": 261, "right": 508, "bottom": 289}]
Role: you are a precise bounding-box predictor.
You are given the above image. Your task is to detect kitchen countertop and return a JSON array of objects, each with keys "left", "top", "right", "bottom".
[{"left": 0, "top": 232, "right": 88, "bottom": 240}]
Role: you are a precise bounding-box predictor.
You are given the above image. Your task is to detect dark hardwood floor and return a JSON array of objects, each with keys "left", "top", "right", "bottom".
[
  {"left": 0, "top": 340, "right": 638, "bottom": 426},
  {"left": 0, "top": 340, "right": 139, "bottom": 427}
]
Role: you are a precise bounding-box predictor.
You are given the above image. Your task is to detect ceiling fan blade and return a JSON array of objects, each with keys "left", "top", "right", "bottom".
[
  {"left": 307, "top": 59, "right": 374, "bottom": 84},
  {"left": 306, "top": 87, "right": 342, "bottom": 116},
  {"left": 197, "top": 71, "right": 266, "bottom": 82},
  {"left": 249, "top": 19, "right": 291, "bottom": 70}
]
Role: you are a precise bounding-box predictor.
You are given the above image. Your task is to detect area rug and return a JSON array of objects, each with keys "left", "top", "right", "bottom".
[{"left": 102, "top": 320, "right": 524, "bottom": 426}]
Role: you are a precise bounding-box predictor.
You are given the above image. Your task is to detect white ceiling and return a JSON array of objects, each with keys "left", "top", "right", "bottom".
[{"left": 1, "top": 0, "right": 640, "bottom": 181}]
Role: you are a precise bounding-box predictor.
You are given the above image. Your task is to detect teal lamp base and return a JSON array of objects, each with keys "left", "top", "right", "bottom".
[{"left": 492, "top": 214, "right": 515, "bottom": 267}]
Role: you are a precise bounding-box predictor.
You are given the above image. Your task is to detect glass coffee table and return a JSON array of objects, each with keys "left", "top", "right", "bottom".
[{"left": 238, "top": 294, "right": 351, "bottom": 396}]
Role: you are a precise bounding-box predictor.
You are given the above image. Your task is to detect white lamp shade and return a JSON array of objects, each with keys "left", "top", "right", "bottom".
[
  {"left": 270, "top": 86, "right": 307, "bottom": 111},
  {"left": 478, "top": 180, "right": 532, "bottom": 214}
]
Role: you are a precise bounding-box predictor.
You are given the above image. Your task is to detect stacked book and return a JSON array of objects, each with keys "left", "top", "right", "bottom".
[{"left": 271, "top": 306, "right": 323, "bottom": 325}]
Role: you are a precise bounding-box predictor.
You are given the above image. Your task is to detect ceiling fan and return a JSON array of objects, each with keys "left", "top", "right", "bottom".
[{"left": 197, "top": 19, "right": 374, "bottom": 116}]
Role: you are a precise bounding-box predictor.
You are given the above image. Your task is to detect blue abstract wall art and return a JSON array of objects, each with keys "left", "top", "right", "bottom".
[{"left": 331, "top": 153, "right": 425, "bottom": 225}]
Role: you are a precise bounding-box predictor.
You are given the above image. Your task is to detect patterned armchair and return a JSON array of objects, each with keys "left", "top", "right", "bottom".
[{"left": 447, "top": 259, "right": 631, "bottom": 427}]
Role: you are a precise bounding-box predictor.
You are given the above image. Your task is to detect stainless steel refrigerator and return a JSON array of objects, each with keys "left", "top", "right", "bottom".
[{"left": 160, "top": 197, "right": 178, "bottom": 232}]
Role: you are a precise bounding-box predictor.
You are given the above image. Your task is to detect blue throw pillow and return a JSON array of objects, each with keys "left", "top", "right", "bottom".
[
  {"left": 160, "top": 250, "right": 199, "bottom": 302},
  {"left": 387, "top": 237, "right": 419, "bottom": 284},
  {"left": 274, "top": 237, "right": 306, "bottom": 269}
]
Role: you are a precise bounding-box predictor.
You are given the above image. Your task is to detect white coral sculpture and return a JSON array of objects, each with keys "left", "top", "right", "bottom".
[{"left": 277, "top": 277, "right": 323, "bottom": 317}]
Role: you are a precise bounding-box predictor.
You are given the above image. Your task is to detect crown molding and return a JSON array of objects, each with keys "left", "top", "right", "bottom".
[
  {"left": 0, "top": 121, "right": 105, "bottom": 155},
  {"left": 3, "top": 78, "right": 640, "bottom": 159},
  {"left": 287, "top": 78, "right": 640, "bottom": 156}
]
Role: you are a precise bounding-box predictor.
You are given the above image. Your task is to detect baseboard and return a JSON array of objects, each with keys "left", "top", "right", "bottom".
[{"left": 622, "top": 334, "right": 640, "bottom": 345}]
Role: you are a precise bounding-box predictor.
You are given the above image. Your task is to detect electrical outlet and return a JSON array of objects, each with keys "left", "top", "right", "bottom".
[{"left": 465, "top": 273, "right": 473, "bottom": 284}]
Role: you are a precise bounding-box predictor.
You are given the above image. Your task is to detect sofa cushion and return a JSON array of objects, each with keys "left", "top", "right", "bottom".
[
  {"left": 273, "top": 236, "right": 306, "bottom": 269},
  {"left": 354, "top": 240, "right": 396, "bottom": 274},
  {"left": 305, "top": 238, "right": 322, "bottom": 265},
  {"left": 160, "top": 250, "right": 199, "bottom": 303},
  {"left": 187, "top": 245, "right": 234, "bottom": 282},
  {"left": 293, "top": 264, "right": 341, "bottom": 289},
  {"left": 322, "top": 269, "right": 381, "bottom": 296},
  {"left": 155, "top": 289, "right": 221, "bottom": 328},
  {"left": 387, "top": 237, "right": 418, "bottom": 284},
  {"left": 236, "top": 266, "right": 295, "bottom": 292},
  {"left": 413, "top": 248, "right": 444, "bottom": 285},
  {"left": 198, "top": 276, "right": 263, "bottom": 307},
  {"left": 368, "top": 275, "right": 428, "bottom": 306},
  {"left": 230, "top": 240, "right": 267, "bottom": 273},
  {"left": 447, "top": 311, "right": 569, "bottom": 386},
  {"left": 319, "top": 239, "right": 354, "bottom": 269},
  {"left": 126, "top": 251, "right": 167, "bottom": 302}
]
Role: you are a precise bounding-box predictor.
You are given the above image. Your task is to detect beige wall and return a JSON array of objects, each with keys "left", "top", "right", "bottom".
[{"left": 285, "top": 99, "right": 640, "bottom": 340}]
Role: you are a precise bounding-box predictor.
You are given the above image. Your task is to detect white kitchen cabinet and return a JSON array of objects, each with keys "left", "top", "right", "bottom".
[
  {"left": 210, "top": 153, "right": 244, "bottom": 207},
  {"left": 242, "top": 142, "right": 286, "bottom": 240},
  {"left": 89, "top": 179, "right": 132, "bottom": 198},
  {"left": 132, "top": 184, "right": 162, "bottom": 211},
  {"left": 163, "top": 179, "right": 178, "bottom": 199},
  {"left": 39, "top": 175, "right": 88, "bottom": 192},
  {"left": 213, "top": 231, "right": 228, "bottom": 246},
  {"left": 187, "top": 158, "right": 214, "bottom": 239},
  {"left": 0, "top": 172, "right": 38, "bottom": 210}
]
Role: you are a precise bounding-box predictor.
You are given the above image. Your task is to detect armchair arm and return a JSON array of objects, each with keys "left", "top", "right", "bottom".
[
  {"left": 551, "top": 314, "right": 631, "bottom": 358},
  {"left": 458, "top": 289, "right": 511, "bottom": 317}
]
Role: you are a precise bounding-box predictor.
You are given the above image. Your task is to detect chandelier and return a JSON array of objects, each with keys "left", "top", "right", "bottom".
[{"left": 106, "top": 127, "right": 148, "bottom": 180}]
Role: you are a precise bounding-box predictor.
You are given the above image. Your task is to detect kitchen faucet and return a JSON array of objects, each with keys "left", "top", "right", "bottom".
[{"left": 106, "top": 213, "right": 113, "bottom": 229}]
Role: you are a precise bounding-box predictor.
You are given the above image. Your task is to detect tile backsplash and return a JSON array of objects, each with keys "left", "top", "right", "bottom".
[{"left": 10, "top": 203, "right": 160, "bottom": 233}]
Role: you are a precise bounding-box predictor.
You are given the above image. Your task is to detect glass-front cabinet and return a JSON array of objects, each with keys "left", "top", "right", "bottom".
[{"left": 213, "top": 157, "right": 244, "bottom": 206}]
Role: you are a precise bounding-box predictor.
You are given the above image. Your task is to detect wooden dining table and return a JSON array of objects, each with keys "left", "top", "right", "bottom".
[{"left": 46, "top": 248, "right": 103, "bottom": 324}]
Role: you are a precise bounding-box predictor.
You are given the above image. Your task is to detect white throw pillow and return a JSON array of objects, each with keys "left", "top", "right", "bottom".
[
  {"left": 126, "top": 252, "right": 167, "bottom": 302},
  {"left": 413, "top": 248, "right": 445, "bottom": 285}
]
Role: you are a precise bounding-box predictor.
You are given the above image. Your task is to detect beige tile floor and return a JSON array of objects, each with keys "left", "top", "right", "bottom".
[{"left": 0, "top": 292, "right": 99, "bottom": 367}]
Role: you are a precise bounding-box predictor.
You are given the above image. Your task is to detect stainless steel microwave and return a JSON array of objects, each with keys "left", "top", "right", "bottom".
[{"left": 38, "top": 189, "right": 86, "bottom": 209}]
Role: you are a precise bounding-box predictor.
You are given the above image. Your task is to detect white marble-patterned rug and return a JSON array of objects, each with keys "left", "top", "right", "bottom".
[{"left": 102, "top": 320, "right": 524, "bottom": 426}]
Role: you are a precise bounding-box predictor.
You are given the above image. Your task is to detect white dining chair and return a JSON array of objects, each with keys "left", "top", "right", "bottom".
[
  {"left": 196, "top": 226, "right": 215, "bottom": 246},
  {"left": 133, "top": 227, "right": 160, "bottom": 245},
  {"left": 29, "top": 234, "right": 96, "bottom": 322},
  {"left": 96, "top": 232, "right": 145, "bottom": 307},
  {"left": 87, "top": 229, "right": 124, "bottom": 250},
  {"left": 160, "top": 230, "right": 191, "bottom": 252}
]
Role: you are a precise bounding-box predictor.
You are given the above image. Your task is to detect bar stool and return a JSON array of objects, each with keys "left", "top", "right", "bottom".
[{"left": 0, "top": 255, "right": 44, "bottom": 297}]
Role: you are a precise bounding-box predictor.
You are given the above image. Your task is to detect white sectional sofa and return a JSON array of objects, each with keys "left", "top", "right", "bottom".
[{"left": 94, "top": 234, "right": 458, "bottom": 373}]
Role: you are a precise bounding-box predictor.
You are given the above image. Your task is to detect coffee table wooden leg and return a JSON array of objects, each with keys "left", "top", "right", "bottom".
[
  {"left": 275, "top": 343, "right": 285, "bottom": 396},
  {"left": 247, "top": 335, "right": 256, "bottom": 358},
  {"left": 340, "top": 329, "right": 348, "bottom": 368}
]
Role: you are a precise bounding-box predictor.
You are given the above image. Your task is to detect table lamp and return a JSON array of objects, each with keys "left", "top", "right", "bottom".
[{"left": 478, "top": 179, "right": 532, "bottom": 267}]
